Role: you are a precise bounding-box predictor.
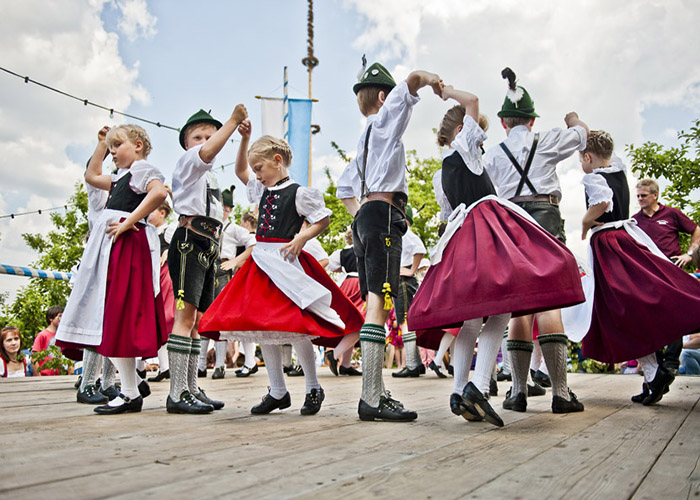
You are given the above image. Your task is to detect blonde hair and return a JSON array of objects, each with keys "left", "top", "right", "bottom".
[
  {"left": 584, "top": 130, "right": 614, "bottom": 159},
  {"left": 248, "top": 135, "right": 293, "bottom": 167},
  {"left": 357, "top": 86, "right": 389, "bottom": 117},
  {"left": 106, "top": 124, "right": 152, "bottom": 158},
  {"left": 344, "top": 227, "right": 353, "bottom": 246},
  {"left": 636, "top": 178, "right": 659, "bottom": 195},
  {"left": 437, "top": 106, "right": 489, "bottom": 147}
]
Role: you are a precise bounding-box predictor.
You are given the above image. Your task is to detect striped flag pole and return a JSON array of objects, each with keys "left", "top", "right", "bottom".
[
  {"left": 0, "top": 264, "right": 72, "bottom": 281},
  {"left": 283, "top": 66, "right": 289, "bottom": 142}
]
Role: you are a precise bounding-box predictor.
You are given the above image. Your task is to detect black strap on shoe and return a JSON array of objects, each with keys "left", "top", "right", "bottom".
[{"left": 499, "top": 133, "right": 540, "bottom": 196}]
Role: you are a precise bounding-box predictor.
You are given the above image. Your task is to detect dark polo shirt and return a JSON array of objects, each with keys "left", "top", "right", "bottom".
[{"left": 633, "top": 204, "right": 698, "bottom": 258}]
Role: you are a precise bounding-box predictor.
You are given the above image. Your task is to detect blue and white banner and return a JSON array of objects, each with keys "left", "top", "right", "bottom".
[
  {"left": 260, "top": 97, "right": 313, "bottom": 187},
  {"left": 1, "top": 264, "right": 72, "bottom": 281}
]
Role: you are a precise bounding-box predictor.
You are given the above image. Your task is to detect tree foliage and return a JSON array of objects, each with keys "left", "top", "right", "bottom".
[
  {"left": 2, "top": 182, "right": 89, "bottom": 348},
  {"left": 627, "top": 119, "right": 700, "bottom": 243}
]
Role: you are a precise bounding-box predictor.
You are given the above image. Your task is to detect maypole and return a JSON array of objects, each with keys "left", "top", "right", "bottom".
[{"left": 301, "top": 0, "right": 319, "bottom": 187}]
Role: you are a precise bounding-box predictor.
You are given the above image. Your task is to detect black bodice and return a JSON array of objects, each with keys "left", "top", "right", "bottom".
[
  {"left": 256, "top": 183, "right": 304, "bottom": 240},
  {"left": 105, "top": 173, "right": 146, "bottom": 213},
  {"left": 340, "top": 247, "right": 358, "bottom": 273},
  {"left": 442, "top": 151, "right": 496, "bottom": 209},
  {"left": 586, "top": 170, "right": 630, "bottom": 223}
]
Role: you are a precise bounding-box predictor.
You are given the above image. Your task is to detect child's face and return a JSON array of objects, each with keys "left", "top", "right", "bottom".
[
  {"left": 579, "top": 152, "right": 594, "bottom": 174},
  {"left": 3, "top": 332, "right": 21, "bottom": 356},
  {"left": 50, "top": 313, "right": 62, "bottom": 328},
  {"left": 184, "top": 124, "right": 218, "bottom": 150},
  {"left": 110, "top": 136, "right": 143, "bottom": 169},
  {"left": 249, "top": 153, "right": 285, "bottom": 187},
  {"left": 148, "top": 208, "right": 166, "bottom": 226}
]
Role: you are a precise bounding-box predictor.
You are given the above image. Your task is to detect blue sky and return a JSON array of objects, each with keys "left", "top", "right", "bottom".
[{"left": 2, "top": 0, "right": 700, "bottom": 301}]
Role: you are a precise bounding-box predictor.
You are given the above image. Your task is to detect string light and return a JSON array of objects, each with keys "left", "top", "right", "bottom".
[{"left": 0, "top": 204, "right": 76, "bottom": 220}]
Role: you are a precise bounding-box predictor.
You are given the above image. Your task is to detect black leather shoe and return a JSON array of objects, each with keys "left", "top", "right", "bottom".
[
  {"left": 251, "top": 390, "right": 292, "bottom": 414},
  {"left": 463, "top": 382, "right": 504, "bottom": 427},
  {"left": 450, "top": 392, "right": 482, "bottom": 421},
  {"left": 339, "top": 365, "right": 362, "bottom": 376},
  {"left": 392, "top": 366, "right": 420, "bottom": 378},
  {"left": 195, "top": 388, "right": 224, "bottom": 410},
  {"left": 631, "top": 382, "right": 649, "bottom": 403},
  {"left": 418, "top": 364, "right": 426, "bottom": 375},
  {"left": 552, "top": 389, "right": 584, "bottom": 413},
  {"left": 94, "top": 394, "right": 143, "bottom": 414},
  {"left": 358, "top": 396, "right": 417, "bottom": 421},
  {"left": 137, "top": 368, "right": 147, "bottom": 379},
  {"left": 148, "top": 369, "right": 170, "bottom": 382},
  {"left": 532, "top": 369, "right": 552, "bottom": 388},
  {"left": 643, "top": 368, "right": 674, "bottom": 406},
  {"left": 497, "top": 367, "right": 512, "bottom": 382},
  {"left": 447, "top": 364, "right": 454, "bottom": 376},
  {"left": 503, "top": 388, "right": 527, "bottom": 412},
  {"left": 490, "top": 378, "right": 499, "bottom": 397},
  {"left": 166, "top": 391, "right": 214, "bottom": 414},
  {"left": 528, "top": 383, "right": 546, "bottom": 397},
  {"left": 138, "top": 380, "right": 151, "bottom": 399},
  {"left": 236, "top": 364, "right": 258, "bottom": 377},
  {"left": 300, "top": 387, "right": 325, "bottom": 415},
  {"left": 428, "top": 360, "right": 447, "bottom": 378},
  {"left": 287, "top": 365, "right": 304, "bottom": 377},
  {"left": 326, "top": 351, "right": 338, "bottom": 376},
  {"left": 100, "top": 385, "right": 120, "bottom": 401},
  {"left": 283, "top": 365, "right": 292, "bottom": 374},
  {"left": 212, "top": 366, "right": 225, "bottom": 380},
  {"left": 198, "top": 368, "right": 207, "bottom": 378},
  {"left": 77, "top": 384, "right": 109, "bottom": 404}
]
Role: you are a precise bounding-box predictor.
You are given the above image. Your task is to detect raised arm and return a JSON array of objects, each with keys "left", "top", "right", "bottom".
[
  {"left": 405, "top": 70, "right": 443, "bottom": 98},
  {"left": 235, "top": 119, "right": 251, "bottom": 186},
  {"left": 85, "top": 126, "right": 113, "bottom": 191},
  {"left": 565, "top": 112, "right": 590, "bottom": 136},
  {"left": 442, "top": 85, "right": 479, "bottom": 122},
  {"left": 199, "top": 104, "right": 248, "bottom": 164}
]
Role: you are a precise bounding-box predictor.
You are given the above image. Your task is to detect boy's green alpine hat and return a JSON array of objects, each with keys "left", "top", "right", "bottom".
[
  {"left": 221, "top": 185, "right": 235, "bottom": 208},
  {"left": 353, "top": 60, "right": 397, "bottom": 95},
  {"left": 179, "top": 109, "right": 223, "bottom": 149},
  {"left": 497, "top": 67, "right": 539, "bottom": 119}
]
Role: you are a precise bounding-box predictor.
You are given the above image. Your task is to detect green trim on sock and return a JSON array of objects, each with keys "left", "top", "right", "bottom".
[
  {"left": 360, "top": 323, "right": 386, "bottom": 344},
  {"left": 538, "top": 334, "right": 568, "bottom": 346},
  {"left": 167, "top": 335, "right": 192, "bottom": 354},
  {"left": 403, "top": 331, "right": 417, "bottom": 342},
  {"left": 506, "top": 340, "right": 534, "bottom": 352}
]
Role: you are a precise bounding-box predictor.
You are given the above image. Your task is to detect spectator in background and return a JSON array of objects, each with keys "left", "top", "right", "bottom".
[
  {"left": 633, "top": 179, "right": 700, "bottom": 375},
  {"left": 679, "top": 334, "right": 700, "bottom": 375},
  {"left": 2, "top": 326, "right": 34, "bottom": 378},
  {"left": 32, "top": 306, "right": 64, "bottom": 376}
]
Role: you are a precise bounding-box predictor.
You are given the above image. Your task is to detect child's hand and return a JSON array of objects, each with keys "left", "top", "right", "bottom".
[
  {"left": 97, "top": 126, "right": 110, "bottom": 143},
  {"left": 280, "top": 234, "right": 306, "bottom": 262},
  {"left": 564, "top": 112, "right": 580, "bottom": 127},
  {"left": 441, "top": 84, "right": 454, "bottom": 101},
  {"left": 428, "top": 74, "right": 444, "bottom": 97},
  {"left": 238, "top": 119, "right": 252, "bottom": 139},
  {"left": 232, "top": 104, "right": 248, "bottom": 124},
  {"left": 106, "top": 220, "right": 139, "bottom": 241},
  {"left": 581, "top": 219, "right": 603, "bottom": 240}
]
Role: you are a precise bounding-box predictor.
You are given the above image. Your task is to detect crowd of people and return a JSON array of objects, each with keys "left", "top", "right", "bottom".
[{"left": 2, "top": 63, "right": 700, "bottom": 427}]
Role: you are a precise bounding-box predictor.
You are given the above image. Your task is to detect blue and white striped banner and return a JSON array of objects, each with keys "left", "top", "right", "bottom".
[{"left": 0, "top": 264, "right": 72, "bottom": 281}]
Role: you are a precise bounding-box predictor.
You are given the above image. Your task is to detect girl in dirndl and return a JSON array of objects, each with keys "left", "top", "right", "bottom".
[
  {"left": 578, "top": 130, "right": 700, "bottom": 406},
  {"left": 56, "top": 124, "right": 168, "bottom": 414},
  {"left": 199, "top": 122, "right": 363, "bottom": 416},
  {"left": 408, "top": 85, "right": 585, "bottom": 426}
]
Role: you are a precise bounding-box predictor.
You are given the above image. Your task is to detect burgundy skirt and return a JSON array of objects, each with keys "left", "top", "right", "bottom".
[
  {"left": 582, "top": 228, "right": 700, "bottom": 363},
  {"left": 417, "top": 327, "right": 460, "bottom": 350},
  {"left": 199, "top": 250, "right": 365, "bottom": 348},
  {"left": 160, "top": 263, "right": 175, "bottom": 335},
  {"left": 407, "top": 199, "right": 584, "bottom": 331}
]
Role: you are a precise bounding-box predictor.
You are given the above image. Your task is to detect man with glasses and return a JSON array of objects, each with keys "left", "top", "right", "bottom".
[{"left": 633, "top": 178, "right": 700, "bottom": 379}]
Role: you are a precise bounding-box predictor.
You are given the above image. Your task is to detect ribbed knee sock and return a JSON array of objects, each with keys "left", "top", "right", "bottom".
[
  {"left": 80, "top": 348, "right": 101, "bottom": 391},
  {"left": 507, "top": 340, "right": 533, "bottom": 398},
  {"left": 404, "top": 336, "right": 420, "bottom": 370},
  {"left": 453, "top": 319, "right": 480, "bottom": 394},
  {"left": 473, "top": 314, "right": 509, "bottom": 394},
  {"left": 500, "top": 329, "right": 511, "bottom": 374},
  {"left": 281, "top": 344, "right": 293, "bottom": 368},
  {"left": 539, "top": 333, "right": 570, "bottom": 400},
  {"left": 167, "top": 335, "right": 192, "bottom": 401},
  {"left": 360, "top": 323, "right": 387, "bottom": 406},
  {"left": 294, "top": 340, "right": 321, "bottom": 393},
  {"left": 198, "top": 337, "right": 210, "bottom": 371},
  {"left": 214, "top": 340, "right": 227, "bottom": 369},
  {"left": 261, "top": 344, "right": 287, "bottom": 399},
  {"left": 102, "top": 356, "right": 116, "bottom": 388},
  {"left": 156, "top": 344, "right": 169, "bottom": 372},
  {"left": 188, "top": 338, "right": 202, "bottom": 396}
]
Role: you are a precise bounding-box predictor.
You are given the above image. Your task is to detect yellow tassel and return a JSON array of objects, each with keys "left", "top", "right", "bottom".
[
  {"left": 382, "top": 282, "right": 392, "bottom": 310},
  {"left": 176, "top": 290, "right": 185, "bottom": 310}
]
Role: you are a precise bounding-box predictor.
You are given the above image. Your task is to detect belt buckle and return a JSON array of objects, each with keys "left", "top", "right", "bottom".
[{"left": 548, "top": 194, "right": 559, "bottom": 206}]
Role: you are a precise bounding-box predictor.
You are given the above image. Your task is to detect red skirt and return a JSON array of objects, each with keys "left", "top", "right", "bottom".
[
  {"left": 339, "top": 276, "right": 365, "bottom": 318},
  {"left": 160, "top": 262, "right": 175, "bottom": 335},
  {"left": 582, "top": 228, "right": 700, "bottom": 363},
  {"left": 199, "top": 250, "right": 364, "bottom": 348},
  {"left": 417, "top": 327, "right": 460, "bottom": 350},
  {"left": 407, "top": 200, "right": 584, "bottom": 331}
]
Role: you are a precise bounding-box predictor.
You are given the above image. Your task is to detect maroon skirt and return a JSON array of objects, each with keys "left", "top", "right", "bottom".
[
  {"left": 582, "top": 228, "right": 700, "bottom": 363},
  {"left": 417, "top": 327, "right": 460, "bottom": 350},
  {"left": 199, "top": 250, "right": 365, "bottom": 348},
  {"left": 160, "top": 262, "right": 175, "bottom": 335},
  {"left": 407, "top": 199, "right": 584, "bottom": 331}
]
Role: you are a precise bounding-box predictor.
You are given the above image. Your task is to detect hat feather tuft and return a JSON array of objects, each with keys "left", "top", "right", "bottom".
[{"left": 357, "top": 54, "right": 367, "bottom": 82}]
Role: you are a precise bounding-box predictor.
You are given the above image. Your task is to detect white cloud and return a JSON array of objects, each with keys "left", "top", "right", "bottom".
[{"left": 116, "top": 0, "right": 158, "bottom": 42}]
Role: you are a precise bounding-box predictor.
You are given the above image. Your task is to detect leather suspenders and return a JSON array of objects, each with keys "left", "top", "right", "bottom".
[
  {"left": 356, "top": 124, "right": 373, "bottom": 198},
  {"left": 499, "top": 133, "right": 540, "bottom": 197}
]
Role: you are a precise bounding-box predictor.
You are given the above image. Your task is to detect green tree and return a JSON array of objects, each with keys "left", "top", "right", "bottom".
[
  {"left": 627, "top": 118, "right": 700, "bottom": 252},
  {"left": 2, "top": 182, "right": 89, "bottom": 348}
]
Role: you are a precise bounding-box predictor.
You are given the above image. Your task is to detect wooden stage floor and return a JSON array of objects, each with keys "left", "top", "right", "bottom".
[{"left": 1, "top": 370, "right": 698, "bottom": 499}]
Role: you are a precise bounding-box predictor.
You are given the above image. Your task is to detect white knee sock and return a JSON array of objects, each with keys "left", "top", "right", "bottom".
[
  {"left": 500, "top": 330, "right": 511, "bottom": 374},
  {"left": 261, "top": 345, "right": 287, "bottom": 399},
  {"left": 637, "top": 353, "right": 659, "bottom": 383},
  {"left": 108, "top": 357, "right": 138, "bottom": 404},
  {"left": 294, "top": 340, "right": 321, "bottom": 393},
  {"left": 472, "top": 314, "right": 510, "bottom": 394},
  {"left": 136, "top": 358, "right": 146, "bottom": 372},
  {"left": 157, "top": 344, "right": 169, "bottom": 372},
  {"left": 241, "top": 341, "right": 256, "bottom": 368},
  {"left": 214, "top": 340, "right": 227, "bottom": 369},
  {"left": 531, "top": 340, "right": 543, "bottom": 372},
  {"left": 281, "top": 344, "right": 293, "bottom": 368},
  {"left": 453, "top": 319, "right": 481, "bottom": 394},
  {"left": 434, "top": 332, "right": 454, "bottom": 370},
  {"left": 198, "top": 337, "right": 210, "bottom": 371}
]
